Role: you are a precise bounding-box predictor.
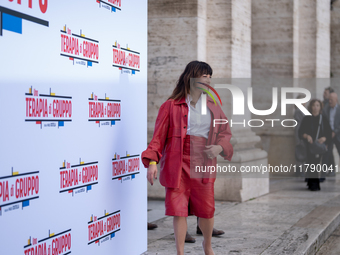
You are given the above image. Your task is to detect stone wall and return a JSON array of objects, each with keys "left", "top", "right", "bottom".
[
  {"left": 148, "top": 0, "right": 208, "bottom": 143},
  {"left": 251, "top": 0, "right": 330, "bottom": 170}
]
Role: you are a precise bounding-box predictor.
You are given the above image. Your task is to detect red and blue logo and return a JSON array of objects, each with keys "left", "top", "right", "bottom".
[{"left": 0, "top": 2, "right": 48, "bottom": 36}]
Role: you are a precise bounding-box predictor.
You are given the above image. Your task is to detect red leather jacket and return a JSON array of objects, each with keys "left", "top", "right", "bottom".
[{"left": 142, "top": 96, "right": 233, "bottom": 188}]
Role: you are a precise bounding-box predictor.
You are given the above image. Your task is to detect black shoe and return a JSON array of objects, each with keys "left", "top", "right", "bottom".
[
  {"left": 196, "top": 226, "right": 225, "bottom": 236},
  {"left": 308, "top": 183, "right": 320, "bottom": 191},
  {"left": 147, "top": 222, "right": 158, "bottom": 230},
  {"left": 185, "top": 232, "right": 196, "bottom": 243}
]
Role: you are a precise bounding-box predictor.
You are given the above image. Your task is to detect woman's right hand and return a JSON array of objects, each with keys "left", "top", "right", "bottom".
[
  {"left": 304, "top": 134, "right": 313, "bottom": 144},
  {"left": 318, "top": 137, "right": 326, "bottom": 144},
  {"left": 147, "top": 164, "right": 158, "bottom": 185}
]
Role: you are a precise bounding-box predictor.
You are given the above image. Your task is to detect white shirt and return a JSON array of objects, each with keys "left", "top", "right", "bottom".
[
  {"left": 186, "top": 94, "right": 211, "bottom": 139},
  {"left": 330, "top": 104, "right": 338, "bottom": 130}
]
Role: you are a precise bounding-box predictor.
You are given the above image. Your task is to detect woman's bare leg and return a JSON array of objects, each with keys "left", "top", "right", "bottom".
[
  {"left": 198, "top": 217, "right": 214, "bottom": 255},
  {"left": 173, "top": 216, "right": 187, "bottom": 255}
]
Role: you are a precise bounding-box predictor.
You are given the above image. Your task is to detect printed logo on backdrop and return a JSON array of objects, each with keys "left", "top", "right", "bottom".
[
  {"left": 88, "top": 210, "right": 121, "bottom": 246},
  {"left": 25, "top": 87, "right": 72, "bottom": 128},
  {"left": 95, "top": 0, "right": 121, "bottom": 13},
  {"left": 24, "top": 229, "right": 72, "bottom": 255},
  {"left": 112, "top": 153, "right": 140, "bottom": 182},
  {"left": 0, "top": 167, "right": 39, "bottom": 216},
  {"left": 59, "top": 159, "right": 98, "bottom": 196},
  {"left": 88, "top": 92, "right": 121, "bottom": 127},
  {"left": 60, "top": 25, "right": 99, "bottom": 67},
  {"left": 0, "top": 1, "right": 48, "bottom": 36},
  {"left": 112, "top": 41, "right": 140, "bottom": 75}
]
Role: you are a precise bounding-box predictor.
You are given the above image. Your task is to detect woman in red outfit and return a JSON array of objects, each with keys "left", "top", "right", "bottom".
[{"left": 142, "top": 61, "right": 233, "bottom": 255}]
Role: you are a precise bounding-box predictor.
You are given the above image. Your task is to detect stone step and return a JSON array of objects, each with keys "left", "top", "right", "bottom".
[
  {"left": 261, "top": 194, "right": 340, "bottom": 255},
  {"left": 316, "top": 223, "right": 340, "bottom": 254}
]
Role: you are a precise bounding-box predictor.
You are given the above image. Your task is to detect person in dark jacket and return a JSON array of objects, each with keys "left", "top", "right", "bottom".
[
  {"left": 299, "top": 99, "right": 332, "bottom": 191},
  {"left": 323, "top": 87, "right": 334, "bottom": 109}
]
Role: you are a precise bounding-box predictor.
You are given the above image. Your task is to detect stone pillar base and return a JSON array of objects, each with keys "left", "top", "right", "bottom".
[{"left": 214, "top": 148, "right": 269, "bottom": 202}]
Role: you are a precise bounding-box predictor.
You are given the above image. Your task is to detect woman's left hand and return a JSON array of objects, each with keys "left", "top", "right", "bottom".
[
  {"left": 318, "top": 137, "right": 326, "bottom": 144},
  {"left": 204, "top": 145, "right": 223, "bottom": 159}
]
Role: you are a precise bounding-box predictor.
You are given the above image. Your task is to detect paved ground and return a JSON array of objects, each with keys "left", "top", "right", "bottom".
[{"left": 144, "top": 176, "right": 340, "bottom": 255}]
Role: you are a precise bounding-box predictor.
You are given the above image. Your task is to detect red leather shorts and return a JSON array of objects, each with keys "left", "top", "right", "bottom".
[{"left": 165, "top": 135, "right": 215, "bottom": 219}]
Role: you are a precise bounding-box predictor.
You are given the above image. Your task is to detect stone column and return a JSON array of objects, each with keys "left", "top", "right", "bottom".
[
  {"left": 252, "top": 0, "right": 330, "bottom": 172},
  {"left": 147, "top": 0, "right": 208, "bottom": 143},
  {"left": 206, "top": 0, "right": 268, "bottom": 201}
]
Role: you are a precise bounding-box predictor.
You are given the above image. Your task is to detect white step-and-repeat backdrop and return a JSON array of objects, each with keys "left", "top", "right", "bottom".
[{"left": 0, "top": 0, "right": 147, "bottom": 254}]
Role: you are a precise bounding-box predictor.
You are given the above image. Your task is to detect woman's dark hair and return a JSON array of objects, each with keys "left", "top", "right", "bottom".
[
  {"left": 308, "top": 99, "right": 323, "bottom": 114},
  {"left": 168, "top": 61, "right": 213, "bottom": 101}
]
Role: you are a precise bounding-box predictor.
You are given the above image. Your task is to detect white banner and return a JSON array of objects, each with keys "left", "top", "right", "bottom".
[{"left": 0, "top": 0, "right": 147, "bottom": 254}]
